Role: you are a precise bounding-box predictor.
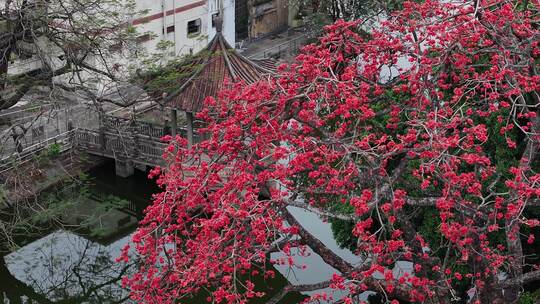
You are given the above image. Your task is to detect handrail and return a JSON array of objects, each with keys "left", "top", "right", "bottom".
[
  {"left": 101, "top": 114, "right": 190, "bottom": 137},
  {"left": 7, "top": 57, "right": 43, "bottom": 73},
  {"left": 73, "top": 128, "right": 167, "bottom": 164},
  {"left": 0, "top": 104, "right": 54, "bottom": 118},
  {"left": 0, "top": 125, "right": 174, "bottom": 175},
  {"left": 246, "top": 34, "right": 307, "bottom": 59},
  {"left": 0, "top": 130, "right": 74, "bottom": 174},
  {"left": 18, "top": 130, "right": 73, "bottom": 154}
]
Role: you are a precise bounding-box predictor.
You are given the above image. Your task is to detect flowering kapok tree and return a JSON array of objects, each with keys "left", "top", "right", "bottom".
[{"left": 120, "top": 0, "right": 540, "bottom": 303}]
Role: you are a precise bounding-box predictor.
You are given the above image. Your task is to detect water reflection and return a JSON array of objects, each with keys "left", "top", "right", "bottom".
[
  {"left": 271, "top": 207, "right": 412, "bottom": 303},
  {"left": 0, "top": 160, "right": 151, "bottom": 304},
  {"left": 5, "top": 231, "right": 132, "bottom": 303}
]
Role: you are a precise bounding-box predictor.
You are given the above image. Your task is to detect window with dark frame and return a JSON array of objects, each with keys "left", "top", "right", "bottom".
[
  {"left": 212, "top": 13, "right": 219, "bottom": 27},
  {"left": 136, "top": 33, "right": 152, "bottom": 43},
  {"left": 109, "top": 42, "right": 123, "bottom": 52},
  {"left": 166, "top": 25, "right": 175, "bottom": 33},
  {"left": 187, "top": 19, "right": 201, "bottom": 36}
]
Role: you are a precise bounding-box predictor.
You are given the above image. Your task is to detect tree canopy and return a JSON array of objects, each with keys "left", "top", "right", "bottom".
[
  {"left": 122, "top": 0, "right": 540, "bottom": 303},
  {"left": 0, "top": 0, "right": 143, "bottom": 110}
]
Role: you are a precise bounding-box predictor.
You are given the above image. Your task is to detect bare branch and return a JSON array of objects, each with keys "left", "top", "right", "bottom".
[{"left": 266, "top": 280, "right": 333, "bottom": 304}]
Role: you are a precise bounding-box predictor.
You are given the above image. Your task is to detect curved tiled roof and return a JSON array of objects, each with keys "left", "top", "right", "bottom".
[{"left": 164, "top": 33, "right": 276, "bottom": 113}]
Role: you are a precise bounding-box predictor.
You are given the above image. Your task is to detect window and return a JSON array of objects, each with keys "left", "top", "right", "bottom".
[
  {"left": 212, "top": 13, "right": 219, "bottom": 27},
  {"left": 253, "top": 0, "right": 273, "bottom": 4},
  {"left": 109, "top": 42, "right": 123, "bottom": 52},
  {"left": 136, "top": 33, "right": 152, "bottom": 43},
  {"left": 166, "top": 25, "right": 175, "bottom": 33},
  {"left": 187, "top": 19, "right": 201, "bottom": 37}
]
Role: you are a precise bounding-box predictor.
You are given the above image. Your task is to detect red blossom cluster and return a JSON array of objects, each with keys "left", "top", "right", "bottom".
[{"left": 120, "top": 0, "right": 540, "bottom": 303}]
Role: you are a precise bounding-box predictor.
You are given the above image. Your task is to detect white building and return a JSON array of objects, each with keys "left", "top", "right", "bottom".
[
  {"left": 5, "top": 0, "right": 236, "bottom": 78},
  {"left": 132, "top": 0, "right": 235, "bottom": 58}
]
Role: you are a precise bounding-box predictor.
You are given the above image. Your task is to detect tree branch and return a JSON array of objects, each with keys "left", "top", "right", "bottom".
[
  {"left": 501, "top": 269, "right": 540, "bottom": 288},
  {"left": 282, "top": 207, "right": 354, "bottom": 274},
  {"left": 266, "top": 280, "right": 333, "bottom": 304},
  {"left": 284, "top": 199, "right": 357, "bottom": 221},
  {"left": 282, "top": 207, "right": 414, "bottom": 302}
]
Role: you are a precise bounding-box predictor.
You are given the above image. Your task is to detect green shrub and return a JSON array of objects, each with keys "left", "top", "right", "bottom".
[
  {"left": 46, "top": 142, "right": 61, "bottom": 157},
  {"left": 518, "top": 289, "right": 540, "bottom": 304}
]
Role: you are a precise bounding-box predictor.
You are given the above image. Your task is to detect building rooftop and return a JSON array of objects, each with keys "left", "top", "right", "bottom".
[{"left": 142, "top": 32, "right": 276, "bottom": 113}]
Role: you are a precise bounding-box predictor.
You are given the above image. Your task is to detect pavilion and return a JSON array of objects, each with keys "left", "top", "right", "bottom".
[{"left": 142, "top": 20, "right": 276, "bottom": 147}]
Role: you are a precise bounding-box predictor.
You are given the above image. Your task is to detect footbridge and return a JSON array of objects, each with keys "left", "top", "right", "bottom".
[
  {"left": 72, "top": 128, "right": 167, "bottom": 177},
  {"left": 0, "top": 115, "right": 186, "bottom": 178}
]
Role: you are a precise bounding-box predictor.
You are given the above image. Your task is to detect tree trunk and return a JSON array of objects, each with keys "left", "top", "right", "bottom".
[
  {"left": 478, "top": 279, "right": 505, "bottom": 304},
  {"left": 0, "top": 39, "right": 14, "bottom": 110}
]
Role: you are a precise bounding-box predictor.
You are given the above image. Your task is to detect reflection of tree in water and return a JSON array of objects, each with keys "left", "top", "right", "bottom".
[
  {"left": 329, "top": 218, "right": 358, "bottom": 252},
  {"left": 0, "top": 257, "right": 53, "bottom": 303},
  {"left": 1, "top": 231, "right": 133, "bottom": 303},
  {"left": 0, "top": 163, "right": 152, "bottom": 303}
]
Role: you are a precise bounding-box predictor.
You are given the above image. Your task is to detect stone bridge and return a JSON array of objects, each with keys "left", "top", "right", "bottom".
[{"left": 72, "top": 128, "right": 167, "bottom": 177}]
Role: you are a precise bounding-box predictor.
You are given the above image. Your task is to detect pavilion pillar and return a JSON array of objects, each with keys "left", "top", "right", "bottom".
[
  {"left": 186, "top": 112, "right": 194, "bottom": 149},
  {"left": 170, "top": 108, "right": 177, "bottom": 137}
]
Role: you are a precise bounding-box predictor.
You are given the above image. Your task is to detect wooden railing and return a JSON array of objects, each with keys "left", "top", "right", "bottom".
[
  {"left": 73, "top": 128, "right": 167, "bottom": 166},
  {"left": 0, "top": 130, "right": 74, "bottom": 175},
  {"left": 1, "top": 117, "right": 189, "bottom": 174},
  {"left": 102, "top": 115, "right": 188, "bottom": 139}
]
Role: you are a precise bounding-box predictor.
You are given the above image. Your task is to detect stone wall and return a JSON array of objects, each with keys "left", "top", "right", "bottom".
[{"left": 248, "top": 0, "right": 289, "bottom": 39}]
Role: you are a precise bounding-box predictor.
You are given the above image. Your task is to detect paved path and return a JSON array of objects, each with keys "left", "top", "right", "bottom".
[{"left": 239, "top": 26, "right": 309, "bottom": 60}]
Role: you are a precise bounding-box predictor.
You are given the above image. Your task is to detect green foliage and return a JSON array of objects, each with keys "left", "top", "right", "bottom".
[
  {"left": 327, "top": 199, "right": 355, "bottom": 214},
  {"left": 516, "top": 0, "right": 538, "bottom": 11},
  {"left": 292, "top": 0, "right": 407, "bottom": 34},
  {"left": 15, "top": 172, "right": 133, "bottom": 240},
  {"left": 302, "top": 12, "right": 333, "bottom": 38},
  {"left": 156, "top": 40, "right": 175, "bottom": 52},
  {"left": 32, "top": 142, "right": 62, "bottom": 166},
  {"left": 99, "top": 194, "right": 130, "bottom": 211},
  {"left": 416, "top": 208, "right": 442, "bottom": 252},
  {"left": 80, "top": 194, "right": 131, "bottom": 238},
  {"left": 138, "top": 47, "right": 232, "bottom": 101},
  {"left": 518, "top": 289, "right": 540, "bottom": 304},
  {"left": 28, "top": 179, "right": 90, "bottom": 226},
  {"left": 330, "top": 218, "right": 358, "bottom": 251},
  {"left": 481, "top": 109, "right": 521, "bottom": 190},
  {"left": 46, "top": 142, "right": 61, "bottom": 157},
  {"left": 33, "top": 150, "right": 51, "bottom": 166},
  {"left": 126, "top": 25, "right": 137, "bottom": 34},
  {"left": 138, "top": 51, "right": 202, "bottom": 95},
  {"left": 30, "top": 196, "right": 76, "bottom": 225}
]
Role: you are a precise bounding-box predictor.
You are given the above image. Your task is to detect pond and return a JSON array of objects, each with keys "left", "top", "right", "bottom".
[{"left": 0, "top": 161, "right": 401, "bottom": 303}]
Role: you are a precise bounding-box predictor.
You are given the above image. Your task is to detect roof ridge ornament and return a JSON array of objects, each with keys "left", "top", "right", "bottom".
[
  {"left": 213, "top": 14, "right": 223, "bottom": 33},
  {"left": 214, "top": 0, "right": 224, "bottom": 33}
]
